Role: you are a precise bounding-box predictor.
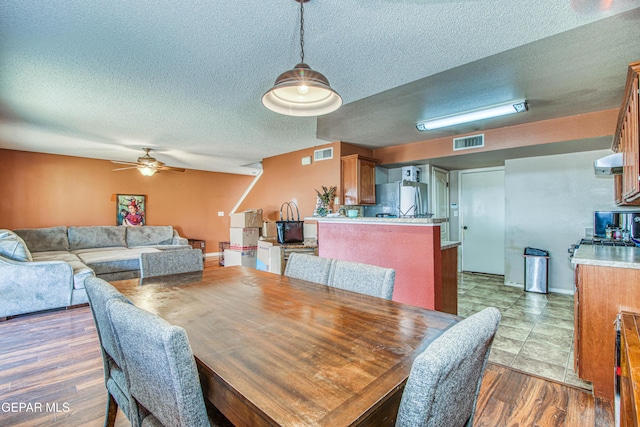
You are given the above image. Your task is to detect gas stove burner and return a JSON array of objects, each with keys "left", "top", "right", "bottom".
[{"left": 579, "top": 238, "right": 636, "bottom": 247}]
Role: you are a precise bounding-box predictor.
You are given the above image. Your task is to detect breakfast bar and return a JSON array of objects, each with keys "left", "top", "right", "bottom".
[{"left": 310, "top": 217, "right": 459, "bottom": 314}]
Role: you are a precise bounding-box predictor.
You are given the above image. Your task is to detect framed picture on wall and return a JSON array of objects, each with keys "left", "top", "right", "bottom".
[{"left": 116, "top": 194, "right": 146, "bottom": 226}]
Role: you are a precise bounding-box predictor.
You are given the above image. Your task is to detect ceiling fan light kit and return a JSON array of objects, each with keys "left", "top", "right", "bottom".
[
  {"left": 262, "top": 0, "right": 342, "bottom": 117},
  {"left": 138, "top": 166, "right": 157, "bottom": 176},
  {"left": 416, "top": 99, "right": 528, "bottom": 131}
]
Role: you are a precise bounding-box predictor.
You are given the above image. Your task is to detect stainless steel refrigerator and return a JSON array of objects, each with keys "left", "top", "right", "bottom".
[{"left": 363, "top": 180, "right": 429, "bottom": 218}]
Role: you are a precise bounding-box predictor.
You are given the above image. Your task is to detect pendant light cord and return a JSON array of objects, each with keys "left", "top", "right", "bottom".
[{"left": 299, "top": 0, "right": 305, "bottom": 63}]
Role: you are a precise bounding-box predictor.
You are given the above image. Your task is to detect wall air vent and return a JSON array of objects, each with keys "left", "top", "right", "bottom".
[
  {"left": 453, "top": 134, "right": 484, "bottom": 151},
  {"left": 314, "top": 147, "right": 333, "bottom": 161}
]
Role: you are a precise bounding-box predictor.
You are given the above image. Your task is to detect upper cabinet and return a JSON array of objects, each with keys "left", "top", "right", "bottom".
[
  {"left": 341, "top": 154, "right": 378, "bottom": 205},
  {"left": 614, "top": 61, "right": 640, "bottom": 206}
]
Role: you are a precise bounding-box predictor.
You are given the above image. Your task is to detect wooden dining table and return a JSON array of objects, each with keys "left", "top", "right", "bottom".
[{"left": 111, "top": 266, "right": 460, "bottom": 427}]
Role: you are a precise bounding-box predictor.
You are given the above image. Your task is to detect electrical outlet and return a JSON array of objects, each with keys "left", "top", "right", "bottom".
[{"left": 218, "top": 211, "right": 224, "bottom": 217}]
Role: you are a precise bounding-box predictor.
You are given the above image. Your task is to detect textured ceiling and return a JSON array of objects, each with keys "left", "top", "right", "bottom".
[{"left": 1, "top": 1, "right": 639, "bottom": 175}]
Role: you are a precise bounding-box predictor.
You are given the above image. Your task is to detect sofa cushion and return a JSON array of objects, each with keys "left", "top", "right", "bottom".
[
  {"left": 126, "top": 226, "right": 174, "bottom": 247},
  {"left": 128, "top": 244, "right": 192, "bottom": 251},
  {"left": 76, "top": 247, "right": 161, "bottom": 275},
  {"left": 70, "top": 246, "right": 126, "bottom": 255},
  {"left": 69, "top": 260, "right": 95, "bottom": 290},
  {"left": 0, "top": 233, "right": 33, "bottom": 262},
  {"left": 14, "top": 226, "right": 69, "bottom": 252},
  {"left": 27, "top": 251, "right": 93, "bottom": 289},
  {"left": 68, "top": 226, "right": 127, "bottom": 250}
]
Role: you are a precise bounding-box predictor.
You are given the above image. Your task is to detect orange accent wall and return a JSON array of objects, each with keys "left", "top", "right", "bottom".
[
  {"left": 373, "top": 109, "right": 618, "bottom": 164},
  {"left": 0, "top": 149, "right": 253, "bottom": 252},
  {"left": 238, "top": 142, "right": 375, "bottom": 220},
  {"left": 238, "top": 142, "right": 342, "bottom": 220}
]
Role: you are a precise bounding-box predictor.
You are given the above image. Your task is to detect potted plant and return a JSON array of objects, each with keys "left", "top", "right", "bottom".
[{"left": 314, "top": 186, "right": 337, "bottom": 217}]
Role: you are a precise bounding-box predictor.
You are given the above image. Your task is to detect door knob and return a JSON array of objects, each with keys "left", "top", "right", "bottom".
[{"left": 463, "top": 226, "right": 468, "bottom": 230}]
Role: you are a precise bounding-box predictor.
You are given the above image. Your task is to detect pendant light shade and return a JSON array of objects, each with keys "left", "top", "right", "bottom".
[
  {"left": 262, "top": 0, "right": 342, "bottom": 117},
  {"left": 262, "top": 63, "right": 342, "bottom": 116}
]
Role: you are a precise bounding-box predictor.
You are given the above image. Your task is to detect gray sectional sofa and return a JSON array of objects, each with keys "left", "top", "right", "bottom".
[{"left": 0, "top": 225, "right": 190, "bottom": 319}]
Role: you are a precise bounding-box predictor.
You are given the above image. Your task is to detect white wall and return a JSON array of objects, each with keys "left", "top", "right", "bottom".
[{"left": 504, "top": 148, "right": 625, "bottom": 293}]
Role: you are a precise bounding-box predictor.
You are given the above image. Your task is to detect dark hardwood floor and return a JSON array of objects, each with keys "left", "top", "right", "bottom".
[{"left": 0, "top": 257, "right": 614, "bottom": 426}]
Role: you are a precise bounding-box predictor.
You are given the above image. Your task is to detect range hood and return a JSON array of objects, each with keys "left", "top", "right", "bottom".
[{"left": 594, "top": 152, "right": 623, "bottom": 175}]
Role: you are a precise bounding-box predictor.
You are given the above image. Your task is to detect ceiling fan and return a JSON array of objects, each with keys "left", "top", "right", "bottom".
[{"left": 111, "top": 148, "right": 186, "bottom": 176}]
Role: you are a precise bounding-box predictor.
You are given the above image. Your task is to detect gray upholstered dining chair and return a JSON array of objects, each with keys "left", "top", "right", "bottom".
[
  {"left": 139, "top": 248, "right": 204, "bottom": 278},
  {"left": 396, "top": 307, "right": 501, "bottom": 427},
  {"left": 284, "top": 252, "right": 335, "bottom": 285},
  {"left": 84, "top": 276, "right": 136, "bottom": 427},
  {"left": 327, "top": 259, "right": 395, "bottom": 300},
  {"left": 106, "top": 298, "right": 232, "bottom": 427}
]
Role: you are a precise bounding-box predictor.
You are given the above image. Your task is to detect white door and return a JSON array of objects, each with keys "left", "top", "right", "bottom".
[
  {"left": 460, "top": 168, "right": 505, "bottom": 275},
  {"left": 431, "top": 167, "right": 450, "bottom": 241}
]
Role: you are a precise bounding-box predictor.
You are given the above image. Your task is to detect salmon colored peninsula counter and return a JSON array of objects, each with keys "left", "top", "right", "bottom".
[{"left": 310, "top": 217, "right": 459, "bottom": 314}]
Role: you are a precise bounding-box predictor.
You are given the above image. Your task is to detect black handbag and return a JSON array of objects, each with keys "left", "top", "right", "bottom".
[{"left": 276, "top": 202, "right": 304, "bottom": 244}]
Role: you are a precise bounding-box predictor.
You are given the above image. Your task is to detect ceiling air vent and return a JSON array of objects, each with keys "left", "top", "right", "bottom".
[
  {"left": 453, "top": 134, "right": 484, "bottom": 151},
  {"left": 314, "top": 147, "right": 333, "bottom": 161}
]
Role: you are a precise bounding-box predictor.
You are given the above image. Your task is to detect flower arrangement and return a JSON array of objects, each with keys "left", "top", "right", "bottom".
[{"left": 314, "top": 185, "right": 337, "bottom": 216}]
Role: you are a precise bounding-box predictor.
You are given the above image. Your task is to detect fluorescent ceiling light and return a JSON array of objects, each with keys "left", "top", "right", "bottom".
[{"left": 416, "top": 99, "right": 528, "bottom": 131}]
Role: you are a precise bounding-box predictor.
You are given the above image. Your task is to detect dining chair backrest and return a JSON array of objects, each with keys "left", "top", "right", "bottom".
[
  {"left": 84, "top": 276, "right": 135, "bottom": 425},
  {"left": 107, "top": 299, "right": 211, "bottom": 427},
  {"left": 396, "top": 307, "right": 501, "bottom": 427},
  {"left": 284, "top": 252, "right": 335, "bottom": 285},
  {"left": 140, "top": 248, "right": 203, "bottom": 278},
  {"left": 328, "top": 259, "right": 395, "bottom": 300}
]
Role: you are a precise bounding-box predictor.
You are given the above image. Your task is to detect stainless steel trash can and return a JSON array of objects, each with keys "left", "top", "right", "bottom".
[{"left": 523, "top": 247, "right": 549, "bottom": 293}]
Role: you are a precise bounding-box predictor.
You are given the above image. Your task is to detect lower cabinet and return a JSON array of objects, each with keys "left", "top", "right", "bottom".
[
  {"left": 440, "top": 246, "right": 458, "bottom": 315},
  {"left": 574, "top": 264, "right": 640, "bottom": 400},
  {"left": 620, "top": 311, "right": 640, "bottom": 427}
]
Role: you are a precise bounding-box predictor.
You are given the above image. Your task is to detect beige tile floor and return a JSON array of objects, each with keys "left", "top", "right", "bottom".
[{"left": 457, "top": 272, "right": 592, "bottom": 390}]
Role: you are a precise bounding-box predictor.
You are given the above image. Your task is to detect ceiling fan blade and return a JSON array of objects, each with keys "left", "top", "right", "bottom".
[
  {"left": 111, "top": 160, "right": 140, "bottom": 166},
  {"left": 157, "top": 165, "right": 186, "bottom": 172},
  {"left": 112, "top": 166, "right": 140, "bottom": 171}
]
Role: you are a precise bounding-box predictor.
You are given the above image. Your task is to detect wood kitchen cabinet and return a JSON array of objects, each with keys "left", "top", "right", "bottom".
[
  {"left": 574, "top": 263, "right": 640, "bottom": 400},
  {"left": 619, "top": 311, "right": 640, "bottom": 427},
  {"left": 440, "top": 246, "right": 458, "bottom": 315},
  {"left": 613, "top": 60, "right": 640, "bottom": 206},
  {"left": 341, "top": 154, "right": 378, "bottom": 206}
]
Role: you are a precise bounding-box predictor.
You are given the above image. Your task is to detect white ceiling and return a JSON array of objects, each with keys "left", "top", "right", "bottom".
[{"left": 1, "top": 1, "right": 639, "bottom": 175}]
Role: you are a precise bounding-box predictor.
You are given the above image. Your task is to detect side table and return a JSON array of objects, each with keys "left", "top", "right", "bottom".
[{"left": 187, "top": 238, "right": 206, "bottom": 261}]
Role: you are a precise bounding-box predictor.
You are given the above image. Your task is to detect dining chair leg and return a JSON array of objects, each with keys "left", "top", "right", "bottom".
[{"left": 104, "top": 393, "right": 118, "bottom": 427}]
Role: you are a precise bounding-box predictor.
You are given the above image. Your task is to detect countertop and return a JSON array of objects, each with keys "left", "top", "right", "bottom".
[
  {"left": 441, "top": 241, "right": 461, "bottom": 250},
  {"left": 572, "top": 245, "right": 640, "bottom": 270},
  {"left": 304, "top": 216, "right": 448, "bottom": 226}
]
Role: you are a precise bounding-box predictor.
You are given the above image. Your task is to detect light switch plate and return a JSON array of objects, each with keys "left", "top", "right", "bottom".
[{"left": 218, "top": 211, "right": 224, "bottom": 217}]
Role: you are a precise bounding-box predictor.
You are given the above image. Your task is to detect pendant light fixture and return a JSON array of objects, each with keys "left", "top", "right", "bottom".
[{"left": 262, "top": 0, "right": 342, "bottom": 117}]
